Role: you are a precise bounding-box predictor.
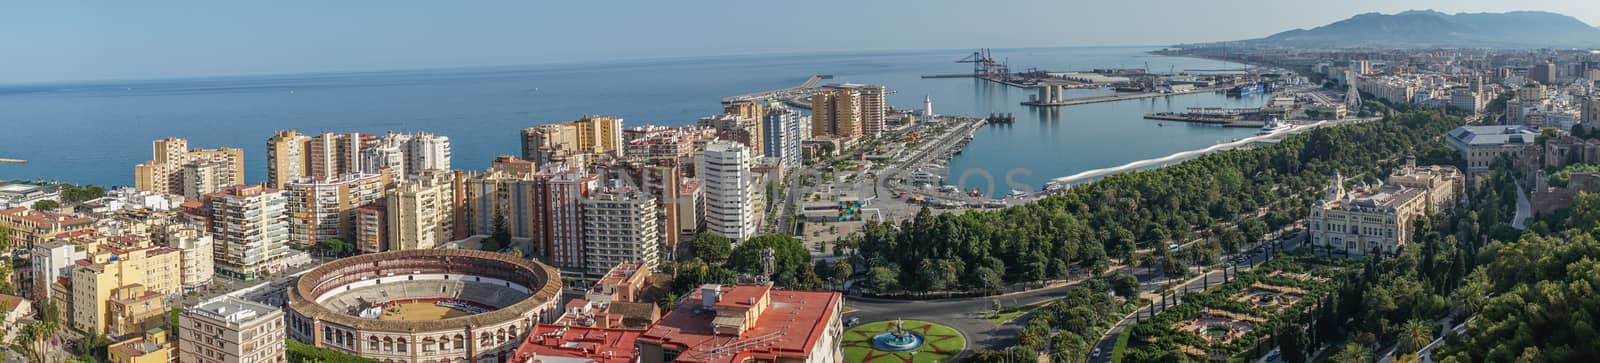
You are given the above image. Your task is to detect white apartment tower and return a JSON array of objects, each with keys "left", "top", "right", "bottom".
[{"left": 698, "top": 140, "right": 757, "bottom": 241}]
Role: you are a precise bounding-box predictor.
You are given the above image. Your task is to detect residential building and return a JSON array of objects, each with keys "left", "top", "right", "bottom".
[
  {"left": 158, "top": 223, "right": 215, "bottom": 292},
  {"left": 463, "top": 161, "right": 597, "bottom": 274},
  {"left": 582, "top": 189, "right": 659, "bottom": 282},
  {"left": 857, "top": 85, "right": 887, "bottom": 138},
  {"left": 729, "top": 101, "right": 771, "bottom": 156},
  {"left": 178, "top": 297, "right": 286, "bottom": 363},
  {"left": 201, "top": 185, "right": 290, "bottom": 280},
  {"left": 266, "top": 131, "right": 376, "bottom": 189},
  {"left": 623, "top": 126, "right": 716, "bottom": 164},
  {"left": 30, "top": 239, "right": 85, "bottom": 307},
  {"left": 384, "top": 170, "right": 456, "bottom": 251},
  {"left": 360, "top": 132, "right": 452, "bottom": 178},
  {"left": 108, "top": 328, "right": 175, "bottom": 363},
  {"left": 134, "top": 137, "right": 245, "bottom": 197},
  {"left": 763, "top": 102, "right": 805, "bottom": 168},
  {"left": 699, "top": 114, "right": 764, "bottom": 158},
  {"left": 677, "top": 180, "right": 705, "bottom": 238},
  {"left": 181, "top": 161, "right": 231, "bottom": 201},
  {"left": 810, "top": 87, "right": 862, "bottom": 142},
  {"left": 615, "top": 162, "right": 683, "bottom": 261},
  {"left": 284, "top": 173, "right": 388, "bottom": 247},
  {"left": 353, "top": 201, "right": 386, "bottom": 253},
  {"left": 0, "top": 294, "right": 32, "bottom": 343},
  {"left": 266, "top": 130, "right": 310, "bottom": 190},
  {"left": 1532, "top": 61, "right": 1557, "bottom": 84},
  {"left": 1445, "top": 125, "right": 1539, "bottom": 180},
  {"left": 4, "top": 208, "right": 94, "bottom": 299},
  {"left": 638, "top": 284, "right": 843, "bottom": 363},
  {"left": 70, "top": 240, "right": 182, "bottom": 336},
  {"left": 107, "top": 287, "right": 168, "bottom": 339},
  {"left": 521, "top": 116, "right": 625, "bottom": 165},
  {"left": 1584, "top": 94, "right": 1600, "bottom": 125},
  {"left": 510, "top": 325, "right": 641, "bottom": 363},
  {"left": 698, "top": 141, "right": 756, "bottom": 241},
  {"left": 1449, "top": 88, "right": 1483, "bottom": 114}
]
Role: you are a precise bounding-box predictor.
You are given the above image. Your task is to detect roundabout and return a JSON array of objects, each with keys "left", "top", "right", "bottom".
[{"left": 842, "top": 320, "right": 966, "bottom": 363}]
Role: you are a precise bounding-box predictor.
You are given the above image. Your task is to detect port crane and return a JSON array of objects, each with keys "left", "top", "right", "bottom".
[{"left": 958, "top": 49, "right": 1008, "bottom": 78}]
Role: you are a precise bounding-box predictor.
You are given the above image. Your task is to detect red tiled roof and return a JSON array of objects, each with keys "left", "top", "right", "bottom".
[
  {"left": 639, "top": 286, "right": 840, "bottom": 363},
  {"left": 510, "top": 324, "right": 640, "bottom": 363}
]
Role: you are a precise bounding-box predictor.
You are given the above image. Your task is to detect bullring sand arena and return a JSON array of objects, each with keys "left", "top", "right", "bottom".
[{"left": 284, "top": 249, "right": 562, "bottom": 363}]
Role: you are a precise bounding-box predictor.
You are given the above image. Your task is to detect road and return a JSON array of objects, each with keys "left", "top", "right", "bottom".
[{"left": 844, "top": 276, "right": 1099, "bottom": 355}]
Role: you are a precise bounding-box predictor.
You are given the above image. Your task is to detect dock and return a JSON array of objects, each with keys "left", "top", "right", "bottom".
[
  {"left": 1143, "top": 113, "right": 1263, "bottom": 127},
  {"left": 722, "top": 74, "right": 832, "bottom": 104},
  {"left": 0, "top": 158, "right": 25, "bottom": 164},
  {"left": 1022, "top": 87, "right": 1227, "bottom": 107}
]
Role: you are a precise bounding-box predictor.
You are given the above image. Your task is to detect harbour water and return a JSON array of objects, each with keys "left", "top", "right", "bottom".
[{"left": 0, "top": 46, "right": 1261, "bottom": 187}]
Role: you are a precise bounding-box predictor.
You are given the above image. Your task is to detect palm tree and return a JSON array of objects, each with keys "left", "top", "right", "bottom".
[
  {"left": 1398, "top": 320, "right": 1434, "bottom": 354},
  {"left": 1329, "top": 342, "right": 1373, "bottom": 363}
]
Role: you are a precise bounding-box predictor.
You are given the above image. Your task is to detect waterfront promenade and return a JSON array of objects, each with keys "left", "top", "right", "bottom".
[
  {"left": 1023, "top": 87, "right": 1228, "bottom": 107},
  {"left": 1048, "top": 117, "right": 1377, "bottom": 188}
]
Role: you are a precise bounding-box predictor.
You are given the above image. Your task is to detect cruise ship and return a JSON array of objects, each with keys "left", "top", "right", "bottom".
[{"left": 1259, "top": 118, "right": 1293, "bottom": 135}]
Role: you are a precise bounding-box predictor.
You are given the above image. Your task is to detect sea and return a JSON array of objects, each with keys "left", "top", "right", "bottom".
[{"left": 0, "top": 46, "right": 1264, "bottom": 188}]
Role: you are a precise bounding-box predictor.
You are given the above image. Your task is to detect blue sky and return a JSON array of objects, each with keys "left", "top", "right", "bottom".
[{"left": 4, "top": 0, "right": 1598, "bottom": 84}]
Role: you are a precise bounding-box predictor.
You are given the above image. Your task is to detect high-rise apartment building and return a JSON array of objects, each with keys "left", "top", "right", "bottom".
[
  {"left": 463, "top": 160, "right": 596, "bottom": 274},
  {"left": 698, "top": 141, "right": 757, "bottom": 241},
  {"left": 266, "top": 131, "right": 378, "bottom": 189},
  {"left": 360, "top": 132, "right": 452, "bottom": 178},
  {"left": 179, "top": 297, "right": 286, "bottom": 363},
  {"left": 810, "top": 87, "right": 863, "bottom": 142},
  {"left": 582, "top": 188, "right": 659, "bottom": 282},
  {"left": 763, "top": 102, "right": 804, "bottom": 168},
  {"left": 857, "top": 84, "right": 887, "bottom": 138},
  {"left": 722, "top": 102, "right": 767, "bottom": 157},
  {"left": 70, "top": 240, "right": 182, "bottom": 336},
  {"left": 284, "top": 173, "right": 388, "bottom": 247},
  {"left": 520, "top": 116, "right": 624, "bottom": 165},
  {"left": 383, "top": 170, "right": 456, "bottom": 251},
  {"left": 181, "top": 161, "right": 231, "bottom": 201},
  {"left": 201, "top": 185, "right": 290, "bottom": 280},
  {"left": 134, "top": 138, "right": 244, "bottom": 197},
  {"left": 615, "top": 162, "right": 683, "bottom": 261}
]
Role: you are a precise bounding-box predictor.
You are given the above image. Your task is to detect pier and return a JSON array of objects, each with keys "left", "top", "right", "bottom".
[
  {"left": 1022, "top": 87, "right": 1227, "bottom": 107},
  {"left": 722, "top": 74, "right": 832, "bottom": 104}
]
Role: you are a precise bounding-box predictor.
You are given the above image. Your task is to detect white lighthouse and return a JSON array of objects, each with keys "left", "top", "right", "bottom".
[{"left": 923, "top": 94, "right": 935, "bottom": 118}]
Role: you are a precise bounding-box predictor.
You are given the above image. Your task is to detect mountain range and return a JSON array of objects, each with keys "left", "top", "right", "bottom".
[{"left": 1245, "top": 10, "right": 1600, "bottom": 48}]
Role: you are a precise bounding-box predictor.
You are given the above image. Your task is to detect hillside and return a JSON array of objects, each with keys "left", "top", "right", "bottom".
[{"left": 1247, "top": 10, "right": 1600, "bottom": 48}]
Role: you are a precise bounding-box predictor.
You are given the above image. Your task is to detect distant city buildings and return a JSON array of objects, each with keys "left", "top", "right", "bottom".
[
  {"left": 134, "top": 137, "right": 244, "bottom": 197},
  {"left": 521, "top": 116, "right": 625, "bottom": 165}
]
